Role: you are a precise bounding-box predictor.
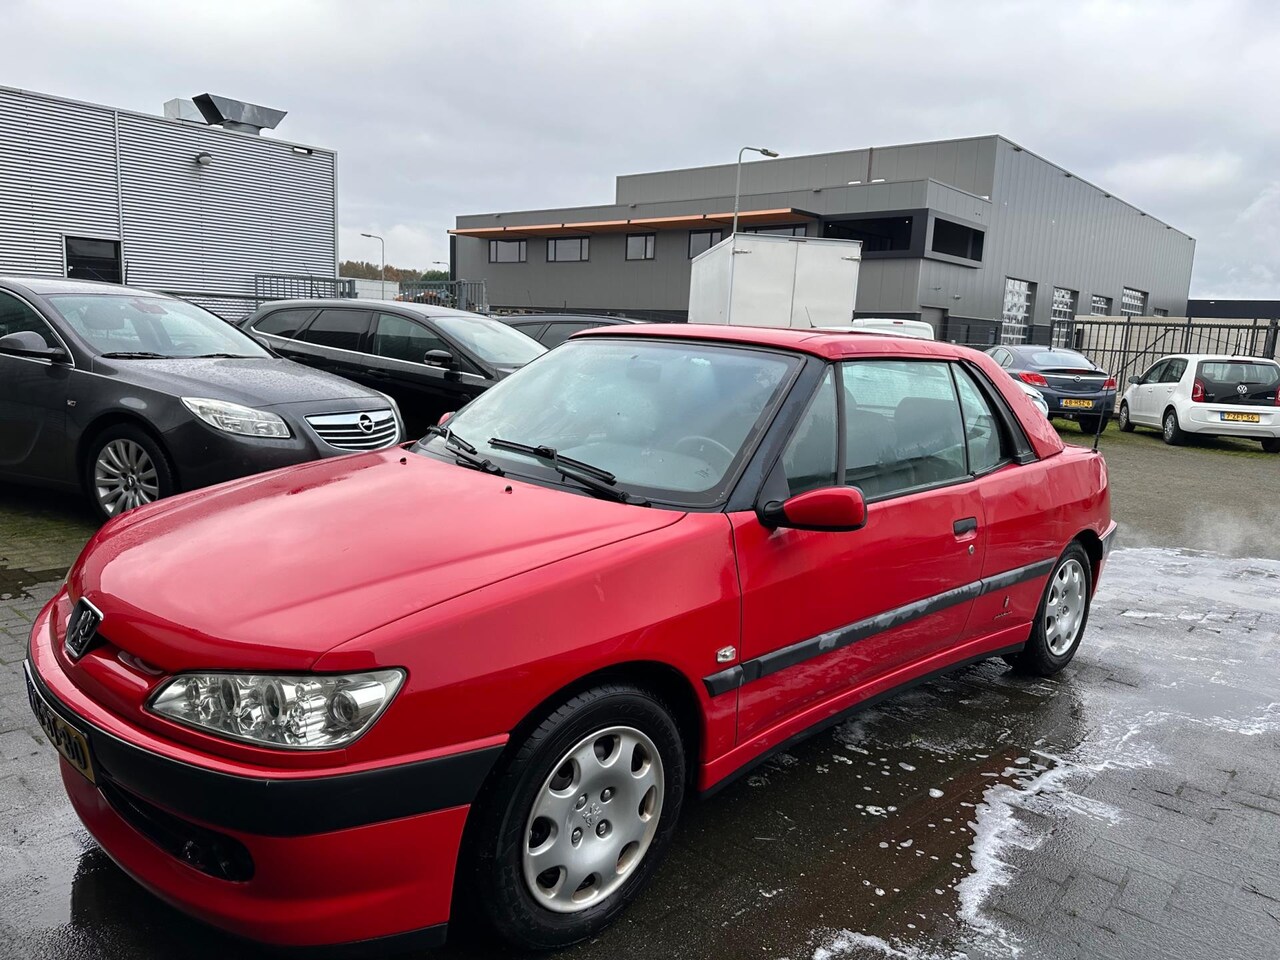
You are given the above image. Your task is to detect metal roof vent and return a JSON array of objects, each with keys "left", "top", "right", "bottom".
[{"left": 191, "top": 94, "right": 287, "bottom": 135}]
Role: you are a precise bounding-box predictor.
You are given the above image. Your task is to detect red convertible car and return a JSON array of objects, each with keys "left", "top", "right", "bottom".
[{"left": 26, "top": 324, "right": 1113, "bottom": 952}]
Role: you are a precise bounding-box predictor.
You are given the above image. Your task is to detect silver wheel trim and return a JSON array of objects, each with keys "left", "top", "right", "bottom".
[
  {"left": 1119, "top": 404, "right": 1128, "bottom": 427},
  {"left": 1044, "top": 558, "right": 1087, "bottom": 656},
  {"left": 94, "top": 439, "right": 160, "bottom": 516},
  {"left": 1163, "top": 413, "right": 1175, "bottom": 439},
  {"left": 521, "top": 725, "right": 664, "bottom": 914}
]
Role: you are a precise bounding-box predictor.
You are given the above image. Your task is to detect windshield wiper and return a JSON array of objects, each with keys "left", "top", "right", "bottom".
[
  {"left": 99, "top": 351, "right": 170, "bottom": 359},
  {"left": 489, "top": 438, "right": 649, "bottom": 506},
  {"left": 424, "top": 424, "right": 504, "bottom": 475},
  {"left": 189, "top": 353, "right": 256, "bottom": 359}
]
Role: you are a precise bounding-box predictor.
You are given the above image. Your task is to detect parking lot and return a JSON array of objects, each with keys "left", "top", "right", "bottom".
[{"left": 1, "top": 425, "right": 1277, "bottom": 960}]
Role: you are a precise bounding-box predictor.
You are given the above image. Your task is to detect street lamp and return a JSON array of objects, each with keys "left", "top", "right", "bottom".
[
  {"left": 731, "top": 146, "right": 780, "bottom": 237},
  {"left": 360, "top": 232, "right": 386, "bottom": 299}
]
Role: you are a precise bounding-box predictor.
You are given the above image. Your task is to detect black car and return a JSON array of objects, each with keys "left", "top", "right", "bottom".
[
  {"left": 241, "top": 300, "right": 546, "bottom": 434},
  {"left": 986, "top": 344, "right": 1117, "bottom": 432},
  {"left": 0, "top": 277, "right": 402, "bottom": 520},
  {"left": 496, "top": 313, "right": 641, "bottom": 348}
]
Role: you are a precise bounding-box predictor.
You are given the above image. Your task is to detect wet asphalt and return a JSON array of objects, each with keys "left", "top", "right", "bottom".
[{"left": 1, "top": 429, "right": 1278, "bottom": 960}]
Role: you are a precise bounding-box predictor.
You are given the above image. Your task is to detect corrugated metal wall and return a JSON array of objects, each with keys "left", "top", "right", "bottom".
[{"left": 0, "top": 86, "right": 337, "bottom": 315}]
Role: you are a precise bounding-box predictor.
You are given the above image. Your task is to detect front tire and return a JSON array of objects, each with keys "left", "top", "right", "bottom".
[
  {"left": 467, "top": 684, "right": 686, "bottom": 950},
  {"left": 83, "top": 425, "right": 175, "bottom": 522},
  {"left": 1162, "top": 408, "right": 1187, "bottom": 445},
  {"left": 1006, "top": 542, "right": 1092, "bottom": 677},
  {"left": 1117, "top": 402, "right": 1134, "bottom": 432}
]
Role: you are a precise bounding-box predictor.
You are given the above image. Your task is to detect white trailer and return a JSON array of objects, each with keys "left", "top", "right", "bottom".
[{"left": 687, "top": 232, "right": 862, "bottom": 328}]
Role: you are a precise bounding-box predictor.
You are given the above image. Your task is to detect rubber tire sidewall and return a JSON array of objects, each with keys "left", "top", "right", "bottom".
[
  {"left": 83, "top": 424, "right": 176, "bottom": 522},
  {"left": 1162, "top": 408, "right": 1185, "bottom": 445},
  {"left": 1262, "top": 438, "right": 1280, "bottom": 454},
  {"left": 467, "top": 684, "right": 686, "bottom": 951},
  {"left": 1118, "top": 402, "right": 1134, "bottom": 432},
  {"left": 1008, "top": 542, "right": 1093, "bottom": 677},
  {"left": 1077, "top": 415, "right": 1107, "bottom": 434}
]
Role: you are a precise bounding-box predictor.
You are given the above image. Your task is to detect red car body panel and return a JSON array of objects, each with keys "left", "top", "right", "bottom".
[{"left": 27, "top": 326, "right": 1111, "bottom": 950}]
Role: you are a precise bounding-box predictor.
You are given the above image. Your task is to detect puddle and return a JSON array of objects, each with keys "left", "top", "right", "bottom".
[{"left": 0, "top": 559, "right": 66, "bottom": 600}]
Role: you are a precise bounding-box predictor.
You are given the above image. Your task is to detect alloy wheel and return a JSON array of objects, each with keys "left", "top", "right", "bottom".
[
  {"left": 1044, "top": 558, "right": 1087, "bottom": 656},
  {"left": 94, "top": 439, "right": 160, "bottom": 516},
  {"left": 521, "top": 725, "right": 664, "bottom": 913}
]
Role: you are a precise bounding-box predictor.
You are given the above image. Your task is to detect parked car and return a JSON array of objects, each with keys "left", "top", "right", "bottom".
[
  {"left": 1117, "top": 353, "right": 1280, "bottom": 451},
  {"left": 498, "top": 313, "right": 642, "bottom": 348},
  {"left": 240, "top": 300, "right": 545, "bottom": 434},
  {"left": 0, "top": 277, "right": 401, "bottom": 520},
  {"left": 1016, "top": 380, "right": 1051, "bottom": 418},
  {"left": 986, "top": 345, "right": 1116, "bottom": 433},
  {"left": 26, "top": 325, "right": 1114, "bottom": 952}
]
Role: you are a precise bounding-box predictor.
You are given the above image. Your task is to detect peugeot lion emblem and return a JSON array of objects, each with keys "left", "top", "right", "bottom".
[
  {"left": 358, "top": 413, "right": 375, "bottom": 433},
  {"left": 64, "top": 598, "right": 103, "bottom": 660},
  {"left": 1237, "top": 383, "right": 1248, "bottom": 395}
]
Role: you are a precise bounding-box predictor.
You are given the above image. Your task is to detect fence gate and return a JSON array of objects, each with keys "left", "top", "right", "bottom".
[{"left": 1049, "top": 317, "right": 1280, "bottom": 386}]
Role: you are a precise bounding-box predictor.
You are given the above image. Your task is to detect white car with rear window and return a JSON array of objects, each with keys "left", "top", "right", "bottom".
[{"left": 1117, "top": 354, "right": 1280, "bottom": 452}]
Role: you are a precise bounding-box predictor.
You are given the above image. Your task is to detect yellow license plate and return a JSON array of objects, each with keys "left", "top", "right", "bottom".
[
  {"left": 1062, "top": 399, "right": 1094, "bottom": 409},
  {"left": 1222, "top": 412, "right": 1260, "bottom": 423},
  {"left": 25, "top": 665, "right": 96, "bottom": 783}
]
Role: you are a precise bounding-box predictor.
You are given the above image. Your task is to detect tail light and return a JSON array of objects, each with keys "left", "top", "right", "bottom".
[
  {"left": 1018, "top": 372, "right": 1049, "bottom": 387},
  {"left": 1191, "top": 379, "right": 1205, "bottom": 402},
  {"left": 1274, "top": 385, "right": 1279, "bottom": 406},
  {"left": 1102, "top": 377, "right": 1117, "bottom": 390}
]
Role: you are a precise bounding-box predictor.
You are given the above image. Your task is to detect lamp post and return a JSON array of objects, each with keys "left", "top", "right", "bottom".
[
  {"left": 360, "top": 232, "right": 386, "bottom": 299},
  {"left": 731, "top": 146, "right": 780, "bottom": 237}
]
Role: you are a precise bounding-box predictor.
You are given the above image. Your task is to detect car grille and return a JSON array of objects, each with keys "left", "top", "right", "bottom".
[{"left": 306, "top": 409, "right": 400, "bottom": 451}]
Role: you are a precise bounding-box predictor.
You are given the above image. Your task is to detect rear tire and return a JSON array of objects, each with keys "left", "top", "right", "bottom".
[
  {"left": 83, "top": 425, "right": 176, "bottom": 522},
  {"left": 1006, "top": 542, "right": 1092, "bottom": 677},
  {"left": 467, "top": 684, "right": 686, "bottom": 951},
  {"left": 1162, "top": 408, "right": 1186, "bottom": 445},
  {"left": 1077, "top": 415, "right": 1108, "bottom": 435},
  {"left": 1117, "top": 402, "right": 1135, "bottom": 432},
  {"left": 1263, "top": 438, "right": 1280, "bottom": 454}
]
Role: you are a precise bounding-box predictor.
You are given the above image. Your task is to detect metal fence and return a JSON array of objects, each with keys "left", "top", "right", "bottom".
[
  {"left": 1049, "top": 317, "right": 1280, "bottom": 385},
  {"left": 398, "top": 280, "right": 488, "bottom": 313},
  {"left": 254, "top": 273, "right": 355, "bottom": 301}
]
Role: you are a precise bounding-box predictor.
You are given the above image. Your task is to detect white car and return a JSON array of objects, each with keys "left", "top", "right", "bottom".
[{"left": 1117, "top": 354, "right": 1280, "bottom": 452}]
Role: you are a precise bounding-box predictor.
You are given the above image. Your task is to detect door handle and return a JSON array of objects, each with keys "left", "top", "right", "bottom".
[{"left": 953, "top": 517, "right": 978, "bottom": 536}]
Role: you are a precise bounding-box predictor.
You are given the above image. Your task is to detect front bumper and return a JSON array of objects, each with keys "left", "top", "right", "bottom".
[{"left": 26, "top": 602, "right": 500, "bottom": 950}]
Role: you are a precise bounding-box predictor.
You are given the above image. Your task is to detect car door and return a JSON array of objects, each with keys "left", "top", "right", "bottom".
[
  {"left": 366, "top": 312, "right": 476, "bottom": 429},
  {"left": 1154, "top": 357, "right": 1187, "bottom": 415},
  {"left": 731, "top": 358, "right": 986, "bottom": 743},
  {"left": 0, "top": 290, "right": 70, "bottom": 481},
  {"left": 290, "top": 308, "right": 373, "bottom": 380},
  {"left": 1130, "top": 359, "right": 1166, "bottom": 424}
]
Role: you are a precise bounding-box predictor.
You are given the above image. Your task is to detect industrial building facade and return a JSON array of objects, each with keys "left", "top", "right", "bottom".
[
  {"left": 453, "top": 136, "right": 1195, "bottom": 342},
  {"left": 0, "top": 85, "right": 337, "bottom": 319}
]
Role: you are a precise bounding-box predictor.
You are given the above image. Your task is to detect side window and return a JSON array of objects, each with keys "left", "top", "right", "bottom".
[
  {"left": 297, "top": 309, "right": 370, "bottom": 351},
  {"left": 842, "top": 360, "right": 967, "bottom": 499},
  {"left": 1140, "top": 360, "right": 1167, "bottom": 384},
  {"left": 1159, "top": 359, "right": 1186, "bottom": 383},
  {"left": 252, "top": 308, "right": 312, "bottom": 339},
  {"left": 0, "top": 291, "right": 56, "bottom": 341},
  {"left": 782, "top": 369, "right": 837, "bottom": 495},
  {"left": 540, "top": 323, "right": 595, "bottom": 348},
  {"left": 371, "top": 314, "right": 448, "bottom": 363},
  {"left": 991, "top": 348, "right": 1011, "bottom": 368},
  {"left": 952, "top": 366, "right": 1008, "bottom": 475}
]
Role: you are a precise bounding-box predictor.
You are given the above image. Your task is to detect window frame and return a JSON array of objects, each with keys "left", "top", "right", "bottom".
[
  {"left": 625, "top": 233, "right": 656, "bottom": 261},
  {"left": 488, "top": 239, "right": 527, "bottom": 264},
  {"left": 688, "top": 229, "right": 723, "bottom": 259},
  {"left": 64, "top": 235, "right": 123, "bottom": 284},
  {"left": 369, "top": 312, "right": 454, "bottom": 365},
  {"left": 295, "top": 307, "right": 374, "bottom": 354},
  {"left": 546, "top": 237, "right": 590, "bottom": 263},
  {"left": 0, "top": 288, "right": 74, "bottom": 366},
  {"left": 250, "top": 307, "right": 318, "bottom": 340}
]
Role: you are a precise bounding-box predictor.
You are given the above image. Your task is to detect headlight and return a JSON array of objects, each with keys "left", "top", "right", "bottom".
[
  {"left": 149, "top": 669, "right": 405, "bottom": 749},
  {"left": 181, "top": 397, "right": 291, "bottom": 438}
]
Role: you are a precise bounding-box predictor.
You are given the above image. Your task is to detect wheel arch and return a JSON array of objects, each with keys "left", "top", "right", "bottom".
[
  {"left": 77, "top": 412, "right": 179, "bottom": 491},
  {"left": 1072, "top": 529, "right": 1104, "bottom": 590}
]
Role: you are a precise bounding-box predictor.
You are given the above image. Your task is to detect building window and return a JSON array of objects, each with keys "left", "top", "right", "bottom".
[
  {"left": 626, "top": 234, "right": 655, "bottom": 260},
  {"left": 1001, "top": 277, "right": 1036, "bottom": 344},
  {"left": 688, "top": 229, "right": 723, "bottom": 258},
  {"left": 1051, "top": 287, "right": 1078, "bottom": 323},
  {"left": 1121, "top": 287, "right": 1148, "bottom": 316},
  {"left": 1153, "top": 308, "right": 1169, "bottom": 317},
  {"left": 547, "top": 237, "right": 590, "bottom": 262},
  {"left": 1090, "top": 294, "right": 1112, "bottom": 315},
  {"left": 746, "top": 225, "right": 807, "bottom": 237},
  {"left": 930, "top": 219, "right": 984, "bottom": 261},
  {"left": 824, "top": 216, "right": 913, "bottom": 252},
  {"left": 65, "top": 236, "right": 122, "bottom": 284},
  {"left": 489, "top": 240, "right": 526, "bottom": 263}
]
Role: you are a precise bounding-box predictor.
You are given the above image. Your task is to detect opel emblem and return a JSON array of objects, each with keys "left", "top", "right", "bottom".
[
  {"left": 64, "top": 598, "right": 104, "bottom": 660},
  {"left": 358, "top": 413, "right": 374, "bottom": 433},
  {"left": 1237, "top": 383, "right": 1248, "bottom": 395},
  {"left": 1073, "top": 375, "right": 1082, "bottom": 383}
]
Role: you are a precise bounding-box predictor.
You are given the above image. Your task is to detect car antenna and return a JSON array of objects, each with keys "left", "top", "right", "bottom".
[{"left": 1092, "top": 376, "right": 1109, "bottom": 453}]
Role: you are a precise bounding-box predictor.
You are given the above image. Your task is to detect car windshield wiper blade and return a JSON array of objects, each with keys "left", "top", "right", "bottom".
[
  {"left": 424, "top": 424, "right": 504, "bottom": 475},
  {"left": 488, "top": 438, "right": 649, "bottom": 506},
  {"left": 188, "top": 353, "right": 256, "bottom": 359},
  {"left": 99, "top": 351, "right": 170, "bottom": 359}
]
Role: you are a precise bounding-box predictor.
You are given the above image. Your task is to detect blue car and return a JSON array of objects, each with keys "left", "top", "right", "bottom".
[{"left": 987, "top": 345, "right": 1116, "bottom": 433}]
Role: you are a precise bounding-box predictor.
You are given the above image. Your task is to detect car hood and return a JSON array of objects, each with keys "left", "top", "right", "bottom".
[
  {"left": 69, "top": 451, "right": 683, "bottom": 672},
  {"left": 92, "top": 356, "right": 378, "bottom": 405}
]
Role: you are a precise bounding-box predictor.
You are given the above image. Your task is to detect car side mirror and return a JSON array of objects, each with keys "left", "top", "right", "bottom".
[
  {"left": 0, "top": 330, "right": 68, "bottom": 362},
  {"left": 423, "top": 349, "right": 456, "bottom": 369},
  {"left": 1127, "top": 376, "right": 1142, "bottom": 385},
  {"left": 758, "top": 486, "right": 867, "bottom": 532}
]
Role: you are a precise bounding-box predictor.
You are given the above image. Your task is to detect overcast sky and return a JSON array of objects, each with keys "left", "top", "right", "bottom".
[{"left": 7, "top": 0, "right": 1279, "bottom": 297}]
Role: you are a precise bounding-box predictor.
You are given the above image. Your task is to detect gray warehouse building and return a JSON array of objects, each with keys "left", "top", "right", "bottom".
[
  {"left": 0, "top": 84, "right": 337, "bottom": 319},
  {"left": 453, "top": 135, "right": 1195, "bottom": 343}
]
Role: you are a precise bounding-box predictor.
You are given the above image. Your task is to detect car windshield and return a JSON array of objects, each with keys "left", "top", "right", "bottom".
[
  {"left": 432, "top": 314, "right": 545, "bottom": 367},
  {"left": 47, "top": 295, "right": 269, "bottom": 359},
  {"left": 414, "top": 338, "right": 798, "bottom": 504},
  {"left": 1029, "top": 349, "right": 1094, "bottom": 369}
]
